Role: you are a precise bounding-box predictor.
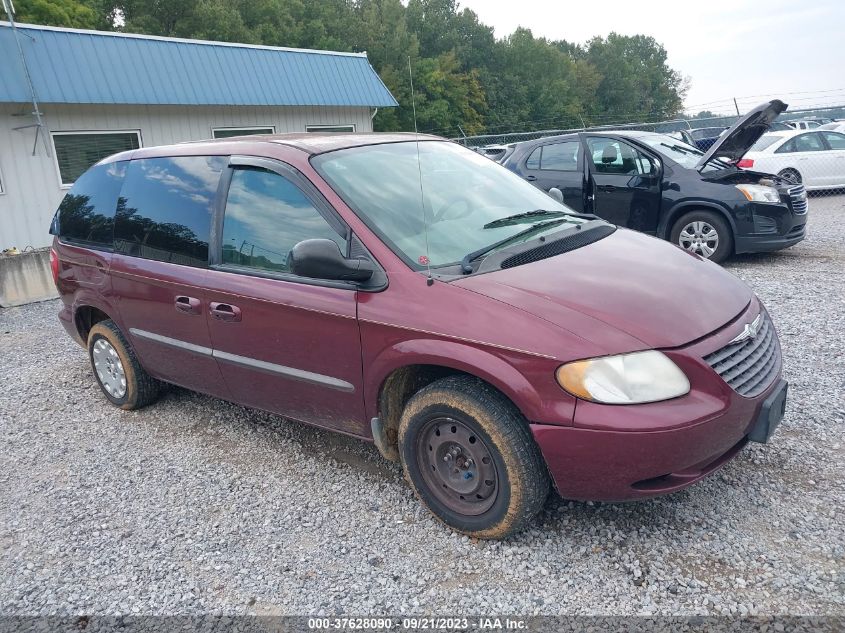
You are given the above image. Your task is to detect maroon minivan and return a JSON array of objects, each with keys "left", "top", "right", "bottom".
[{"left": 50, "top": 134, "right": 787, "bottom": 538}]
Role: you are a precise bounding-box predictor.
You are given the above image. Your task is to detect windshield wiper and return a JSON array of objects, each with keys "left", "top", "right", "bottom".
[
  {"left": 460, "top": 218, "right": 569, "bottom": 274},
  {"left": 483, "top": 209, "right": 569, "bottom": 229}
]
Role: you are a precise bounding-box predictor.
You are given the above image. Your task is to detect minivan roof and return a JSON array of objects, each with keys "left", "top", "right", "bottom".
[{"left": 112, "top": 133, "right": 443, "bottom": 163}]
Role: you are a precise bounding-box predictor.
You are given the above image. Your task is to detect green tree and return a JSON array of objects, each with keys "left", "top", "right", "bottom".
[
  {"left": 8, "top": 0, "right": 99, "bottom": 28},
  {"left": 584, "top": 33, "right": 685, "bottom": 123}
]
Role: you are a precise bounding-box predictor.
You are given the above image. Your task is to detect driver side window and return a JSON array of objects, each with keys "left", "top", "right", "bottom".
[
  {"left": 587, "top": 137, "right": 653, "bottom": 176},
  {"left": 221, "top": 167, "right": 347, "bottom": 274}
]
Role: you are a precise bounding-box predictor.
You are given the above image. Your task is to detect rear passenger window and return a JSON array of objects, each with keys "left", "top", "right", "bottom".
[
  {"left": 221, "top": 167, "right": 346, "bottom": 274},
  {"left": 113, "top": 156, "right": 225, "bottom": 268},
  {"left": 539, "top": 141, "right": 579, "bottom": 171},
  {"left": 525, "top": 147, "right": 541, "bottom": 170},
  {"left": 55, "top": 161, "right": 126, "bottom": 248}
]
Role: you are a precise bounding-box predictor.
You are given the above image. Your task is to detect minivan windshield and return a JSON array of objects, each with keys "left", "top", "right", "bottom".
[
  {"left": 312, "top": 141, "right": 588, "bottom": 269},
  {"left": 634, "top": 134, "right": 730, "bottom": 171}
]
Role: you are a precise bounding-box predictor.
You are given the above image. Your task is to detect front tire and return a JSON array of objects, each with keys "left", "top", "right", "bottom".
[
  {"left": 670, "top": 210, "right": 733, "bottom": 263},
  {"left": 397, "top": 376, "right": 549, "bottom": 539},
  {"left": 88, "top": 320, "right": 160, "bottom": 410}
]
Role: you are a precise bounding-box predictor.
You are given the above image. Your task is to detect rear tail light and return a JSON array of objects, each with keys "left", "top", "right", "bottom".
[
  {"left": 49, "top": 247, "right": 60, "bottom": 286},
  {"left": 737, "top": 158, "right": 754, "bottom": 169}
]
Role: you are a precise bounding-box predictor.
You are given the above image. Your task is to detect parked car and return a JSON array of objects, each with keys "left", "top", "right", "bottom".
[
  {"left": 502, "top": 100, "right": 806, "bottom": 263},
  {"left": 686, "top": 126, "right": 729, "bottom": 151},
  {"left": 768, "top": 121, "right": 794, "bottom": 131},
  {"left": 50, "top": 132, "right": 788, "bottom": 538},
  {"left": 666, "top": 129, "right": 696, "bottom": 146},
  {"left": 819, "top": 121, "right": 845, "bottom": 133},
  {"left": 474, "top": 143, "right": 516, "bottom": 163},
  {"left": 738, "top": 129, "right": 845, "bottom": 189},
  {"left": 784, "top": 120, "right": 821, "bottom": 130}
]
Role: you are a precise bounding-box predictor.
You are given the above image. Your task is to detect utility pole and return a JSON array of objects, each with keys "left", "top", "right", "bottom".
[
  {"left": 733, "top": 98, "right": 741, "bottom": 117},
  {"left": 3, "top": 0, "right": 51, "bottom": 156}
]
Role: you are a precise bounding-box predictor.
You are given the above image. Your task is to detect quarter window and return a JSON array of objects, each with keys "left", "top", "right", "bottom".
[
  {"left": 212, "top": 127, "right": 275, "bottom": 139},
  {"left": 525, "top": 147, "right": 541, "bottom": 170},
  {"left": 52, "top": 131, "right": 141, "bottom": 186},
  {"left": 113, "top": 156, "right": 225, "bottom": 268},
  {"left": 221, "top": 167, "right": 346, "bottom": 275},
  {"left": 55, "top": 161, "right": 127, "bottom": 248}
]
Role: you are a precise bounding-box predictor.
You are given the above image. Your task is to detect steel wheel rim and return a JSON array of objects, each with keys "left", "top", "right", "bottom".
[
  {"left": 416, "top": 417, "right": 499, "bottom": 516},
  {"left": 92, "top": 338, "right": 127, "bottom": 398},
  {"left": 679, "top": 220, "right": 719, "bottom": 258}
]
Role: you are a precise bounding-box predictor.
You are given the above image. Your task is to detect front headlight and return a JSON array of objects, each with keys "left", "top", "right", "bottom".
[
  {"left": 736, "top": 184, "right": 781, "bottom": 203},
  {"left": 556, "top": 350, "right": 690, "bottom": 404}
]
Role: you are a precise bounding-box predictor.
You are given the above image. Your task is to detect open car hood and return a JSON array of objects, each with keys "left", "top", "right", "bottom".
[{"left": 694, "top": 99, "right": 788, "bottom": 170}]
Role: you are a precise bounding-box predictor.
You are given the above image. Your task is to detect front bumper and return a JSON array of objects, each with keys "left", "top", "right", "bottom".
[
  {"left": 735, "top": 201, "right": 806, "bottom": 254},
  {"left": 532, "top": 298, "right": 785, "bottom": 501}
]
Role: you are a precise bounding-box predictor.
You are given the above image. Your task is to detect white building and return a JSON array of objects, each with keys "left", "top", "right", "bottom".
[{"left": 0, "top": 22, "right": 397, "bottom": 250}]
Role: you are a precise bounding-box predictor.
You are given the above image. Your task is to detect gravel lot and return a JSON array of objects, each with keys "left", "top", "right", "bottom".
[{"left": 1, "top": 195, "right": 843, "bottom": 618}]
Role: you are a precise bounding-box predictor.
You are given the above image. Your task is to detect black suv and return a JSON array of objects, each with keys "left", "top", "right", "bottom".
[{"left": 502, "top": 101, "right": 807, "bottom": 263}]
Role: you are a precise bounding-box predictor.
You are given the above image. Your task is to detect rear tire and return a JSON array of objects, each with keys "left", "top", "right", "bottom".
[
  {"left": 88, "top": 320, "right": 160, "bottom": 410},
  {"left": 397, "top": 376, "right": 549, "bottom": 539},
  {"left": 670, "top": 210, "right": 733, "bottom": 263},
  {"left": 778, "top": 168, "right": 802, "bottom": 185}
]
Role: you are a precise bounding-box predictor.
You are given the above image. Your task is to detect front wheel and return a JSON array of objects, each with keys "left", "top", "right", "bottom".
[
  {"left": 670, "top": 210, "right": 733, "bottom": 263},
  {"left": 397, "top": 376, "right": 549, "bottom": 539}
]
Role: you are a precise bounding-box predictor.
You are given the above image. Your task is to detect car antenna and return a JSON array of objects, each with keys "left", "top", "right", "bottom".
[{"left": 408, "top": 55, "right": 434, "bottom": 287}]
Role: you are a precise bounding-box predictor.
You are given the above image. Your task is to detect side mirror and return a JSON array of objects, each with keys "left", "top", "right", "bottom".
[
  {"left": 548, "top": 187, "right": 564, "bottom": 203},
  {"left": 289, "top": 239, "right": 374, "bottom": 282}
]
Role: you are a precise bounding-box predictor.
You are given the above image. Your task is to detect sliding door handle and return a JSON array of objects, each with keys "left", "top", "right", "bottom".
[
  {"left": 210, "top": 302, "right": 242, "bottom": 322},
  {"left": 174, "top": 296, "right": 201, "bottom": 315}
]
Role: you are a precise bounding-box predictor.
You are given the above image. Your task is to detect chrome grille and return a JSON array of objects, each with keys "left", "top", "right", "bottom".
[
  {"left": 704, "top": 312, "right": 781, "bottom": 398},
  {"left": 788, "top": 185, "right": 808, "bottom": 215}
]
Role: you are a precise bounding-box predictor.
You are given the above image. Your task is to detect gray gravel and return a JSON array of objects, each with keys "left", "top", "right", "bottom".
[{"left": 1, "top": 195, "right": 844, "bottom": 617}]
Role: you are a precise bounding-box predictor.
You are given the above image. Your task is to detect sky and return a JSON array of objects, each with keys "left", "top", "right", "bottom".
[{"left": 458, "top": 0, "right": 845, "bottom": 116}]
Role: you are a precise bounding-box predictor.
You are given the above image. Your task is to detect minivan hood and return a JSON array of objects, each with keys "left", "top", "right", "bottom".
[
  {"left": 454, "top": 229, "right": 752, "bottom": 350},
  {"left": 694, "top": 99, "right": 788, "bottom": 170}
]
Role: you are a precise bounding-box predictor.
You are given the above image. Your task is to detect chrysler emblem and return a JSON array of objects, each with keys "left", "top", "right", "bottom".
[{"left": 730, "top": 313, "right": 763, "bottom": 344}]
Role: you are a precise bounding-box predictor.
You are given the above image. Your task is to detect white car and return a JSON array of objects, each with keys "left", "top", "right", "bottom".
[
  {"left": 820, "top": 122, "right": 845, "bottom": 134},
  {"left": 738, "top": 129, "right": 845, "bottom": 190},
  {"left": 784, "top": 120, "right": 821, "bottom": 130}
]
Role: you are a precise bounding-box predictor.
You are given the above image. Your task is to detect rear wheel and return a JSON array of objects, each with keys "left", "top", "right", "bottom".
[
  {"left": 670, "top": 210, "right": 733, "bottom": 263},
  {"left": 778, "top": 168, "right": 802, "bottom": 185},
  {"left": 88, "top": 320, "right": 160, "bottom": 410},
  {"left": 397, "top": 376, "right": 549, "bottom": 539}
]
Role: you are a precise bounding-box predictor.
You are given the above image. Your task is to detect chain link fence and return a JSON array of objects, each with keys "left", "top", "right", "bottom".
[{"left": 454, "top": 106, "right": 845, "bottom": 197}]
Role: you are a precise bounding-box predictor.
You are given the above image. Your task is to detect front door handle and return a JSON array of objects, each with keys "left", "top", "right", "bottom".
[
  {"left": 525, "top": 175, "right": 537, "bottom": 181},
  {"left": 210, "top": 302, "right": 242, "bottom": 322},
  {"left": 598, "top": 184, "right": 617, "bottom": 192},
  {"left": 175, "top": 295, "right": 201, "bottom": 315}
]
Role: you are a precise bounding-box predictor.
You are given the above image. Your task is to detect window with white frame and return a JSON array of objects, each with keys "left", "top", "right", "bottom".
[
  {"left": 212, "top": 126, "right": 275, "bottom": 139},
  {"left": 306, "top": 124, "right": 356, "bottom": 133},
  {"left": 52, "top": 131, "right": 141, "bottom": 186}
]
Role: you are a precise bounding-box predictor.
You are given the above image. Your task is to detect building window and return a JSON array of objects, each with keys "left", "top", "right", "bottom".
[
  {"left": 212, "top": 127, "right": 275, "bottom": 139},
  {"left": 52, "top": 131, "right": 141, "bottom": 187},
  {"left": 306, "top": 125, "right": 355, "bottom": 133}
]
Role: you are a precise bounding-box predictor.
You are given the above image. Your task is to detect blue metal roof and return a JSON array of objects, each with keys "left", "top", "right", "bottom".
[{"left": 0, "top": 22, "right": 398, "bottom": 107}]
